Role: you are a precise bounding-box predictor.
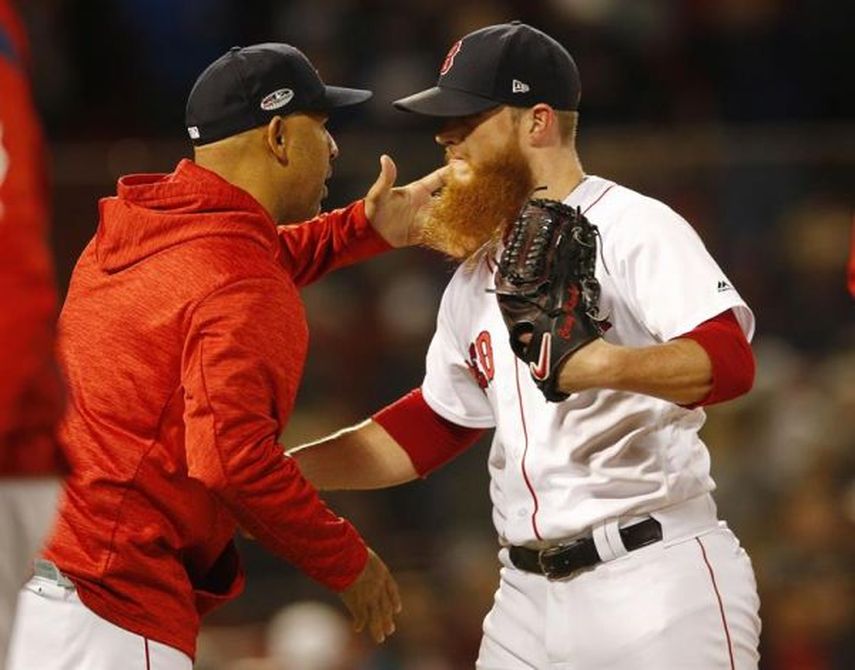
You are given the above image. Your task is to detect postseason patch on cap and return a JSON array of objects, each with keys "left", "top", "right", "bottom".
[{"left": 260, "top": 88, "right": 295, "bottom": 111}]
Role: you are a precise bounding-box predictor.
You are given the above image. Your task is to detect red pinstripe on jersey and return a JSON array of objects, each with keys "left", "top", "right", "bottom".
[
  {"left": 514, "top": 357, "right": 542, "bottom": 541},
  {"left": 582, "top": 183, "right": 616, "bottom": 215},
  {"left": 696, "top": 537, "right": 736, "bottom": 670}
]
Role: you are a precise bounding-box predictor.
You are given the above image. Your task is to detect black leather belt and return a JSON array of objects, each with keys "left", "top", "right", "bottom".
[{"left": 508, "top": 518, "right": 663, "bottom": 580}]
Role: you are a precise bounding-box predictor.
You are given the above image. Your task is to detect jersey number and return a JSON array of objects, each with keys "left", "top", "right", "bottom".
[{"left": 467, "top": 330, "right": 495, "bottom": 390}]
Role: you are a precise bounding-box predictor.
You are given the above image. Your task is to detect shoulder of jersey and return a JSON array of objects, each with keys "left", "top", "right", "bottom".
[
  {"left": 587, "top": 180, "right": 691, "bottom": 240},
  {"left": 436, "top": 254, "right": 496, "bottom": 326}
]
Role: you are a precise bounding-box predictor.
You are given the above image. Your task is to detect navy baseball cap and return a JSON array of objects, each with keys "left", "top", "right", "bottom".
[
  {"left": 186, "top": 43, "right": 372, "bottom": 145},
  {"left": 394, "top": 22, "right": 580, "bottom": 117}
]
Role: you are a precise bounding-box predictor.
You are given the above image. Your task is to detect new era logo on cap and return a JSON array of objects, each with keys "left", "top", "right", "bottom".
[
  {"left": 512, "top": 79, "right": 530, "bottom": 93},
  {"left": 717, "top": 280, "right": 733, "bottom": 292}
]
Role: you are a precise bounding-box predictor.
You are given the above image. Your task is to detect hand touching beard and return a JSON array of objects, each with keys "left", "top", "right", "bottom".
[{"left": 421, "top": 137, "right": 535, "bottom": 262}]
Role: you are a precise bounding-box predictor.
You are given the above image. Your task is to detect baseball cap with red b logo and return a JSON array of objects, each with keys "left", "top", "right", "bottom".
[{"left": 394, "top": 22, "right": 581, "bottom": 117}]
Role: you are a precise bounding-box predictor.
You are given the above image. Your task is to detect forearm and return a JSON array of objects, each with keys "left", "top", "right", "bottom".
[
  {"left": 557, "top": 338, "right": 712, "bottom": 405},
  {"left": 192, "top": 435, "right": 368, "bottom": 592},
  {"left": 277, "top": 201, "right": 391, "bottom": 287},
  {"left": 288, "top": 419, "right": 420, "bottom": 491}
]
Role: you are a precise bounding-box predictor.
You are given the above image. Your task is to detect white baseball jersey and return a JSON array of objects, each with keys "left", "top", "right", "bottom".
[{"left": 421, "top": 176, "right": 754, "bottom": 547}]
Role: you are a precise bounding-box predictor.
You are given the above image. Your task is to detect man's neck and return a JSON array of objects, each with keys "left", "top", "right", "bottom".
[
  {"left": 529, "top": 149, "right": 585, "bottom": 202},
  {"left": 194, "top": 147, "right": 281, "bottom": 223}
]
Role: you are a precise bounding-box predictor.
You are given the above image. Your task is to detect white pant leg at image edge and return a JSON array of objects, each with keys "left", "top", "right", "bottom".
[
  {"left": 6, "top": 577, "right": 192, "bottom": 670},
  {"left": 0, "top": 478, "right": 61, "bottom": 670}
]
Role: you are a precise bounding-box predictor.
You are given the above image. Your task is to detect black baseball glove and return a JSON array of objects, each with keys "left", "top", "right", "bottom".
[{"left": 493, "top": 199, "right": 607, "bottom": 402}]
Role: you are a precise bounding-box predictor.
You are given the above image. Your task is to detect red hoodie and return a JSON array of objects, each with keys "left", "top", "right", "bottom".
[
  {"left": 0, "top": 0, "right": 65, "bottom": 476},
  {"left": 44, "top": 159, "right": 390, "bottom": 658}
]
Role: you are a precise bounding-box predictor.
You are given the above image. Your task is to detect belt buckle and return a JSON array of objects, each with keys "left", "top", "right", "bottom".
[{"left": 537, "top": 544, "right": 568, "bottom": 580}]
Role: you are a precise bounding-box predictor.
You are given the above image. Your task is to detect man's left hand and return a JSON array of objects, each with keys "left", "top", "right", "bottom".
[{"left": 364, "top": 155, "right": 448, "bottom": 247}]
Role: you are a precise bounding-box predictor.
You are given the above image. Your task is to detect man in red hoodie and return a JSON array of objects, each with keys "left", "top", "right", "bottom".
[
  {"left": 6, "top": 44, "right": 445, "bottom": 670},
  {"left": 0, "top": 1, "right": 65, "bottom": 666}
]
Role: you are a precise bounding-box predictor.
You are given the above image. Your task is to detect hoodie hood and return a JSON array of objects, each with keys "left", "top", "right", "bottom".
[{"left": 96, "top": 159, "right": 279, "bottom": 273}]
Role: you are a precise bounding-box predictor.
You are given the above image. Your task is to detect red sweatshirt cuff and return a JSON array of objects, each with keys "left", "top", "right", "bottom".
[
  {"left": 349, "top": 199, "right": 393, "bottom": 258},
  {"left": 373, "top": 388, "right": 484, "bottom": 477},
  {"left": 677, "top": 310, "right": 755, "bottom": 408},
  {"left": 326, "top": 530, "right": 368, "bottom": 592}
]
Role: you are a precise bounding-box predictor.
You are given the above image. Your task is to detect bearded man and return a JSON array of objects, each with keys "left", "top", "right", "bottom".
[{"left": 288, "top": 23, "right": 762, "bottom": 670}]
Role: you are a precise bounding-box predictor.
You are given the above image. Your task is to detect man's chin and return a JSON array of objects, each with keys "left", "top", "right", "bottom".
[
  {"left": 424, "top": 145, "right": 536, "bottom": 260},
  {"left": 310, "top": 186, "right": 326, "bottom": 218},
  {"left": 280, "top": 201, "right": 323, "bottom": 225}
]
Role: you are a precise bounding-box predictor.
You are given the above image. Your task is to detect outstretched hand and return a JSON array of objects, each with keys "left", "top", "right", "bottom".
[
  {"left": 364, "top": 155, "right": 448, "bottom": 247},
  {"left": 338, "top": 547, "right": 402, "bottom": 644}
]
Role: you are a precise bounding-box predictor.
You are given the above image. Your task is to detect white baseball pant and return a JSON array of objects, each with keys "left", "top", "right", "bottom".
[
  {"left": 477, "top": 496, "right": 761, "bottom": 669},
  {"left": 0, "top": 477, "right": 60, "bottom": 670},
  {"left": 6, "top": 562, "right": 191, "bottom": 670}
]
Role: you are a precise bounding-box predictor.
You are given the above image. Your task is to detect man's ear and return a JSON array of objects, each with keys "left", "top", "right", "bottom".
[
  {"left": 266, "top": 116, "right": 289, "bottom": 164},
  {"left": 526, "top": 104, "right": 558, "bottom": 148}
]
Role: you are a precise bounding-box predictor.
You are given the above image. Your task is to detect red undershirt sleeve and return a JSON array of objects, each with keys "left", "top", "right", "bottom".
[
  {"left": 373, "top": 389, "right": 485, "bottom": 478},
  {"left": 676, "top": 309, "right": 755, "bottom": 408}
]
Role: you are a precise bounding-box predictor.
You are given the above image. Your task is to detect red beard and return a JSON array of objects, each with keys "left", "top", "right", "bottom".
[{"left": 421, "top": 139, "right": 536, "bottom": 262}]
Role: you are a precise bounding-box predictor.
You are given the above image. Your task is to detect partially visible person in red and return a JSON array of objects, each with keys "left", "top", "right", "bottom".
[
  {"left": 6, "top": 43, "right": 445, "bottom": 670},
  {"left": 0, "top": 1, "right": 65, "bottom": 666}
]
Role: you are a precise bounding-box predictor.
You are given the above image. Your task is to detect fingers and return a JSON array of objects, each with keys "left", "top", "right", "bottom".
[
  {"left": 347, "top": 585, "right": 397, "bottom": 643},
  {"left": 364, "top": 561, "right": 398, "bottom": 643},
  {"left": 339, "top": 551, "right": 401, "bottom": 644},
  {"left": 368, "top": 604, "right": 394, "bottom": 644},
  {"left": 380, "top": 154, "right": 398, "bottom": 187},
  {"left": 366, "top": 154, "right": 398, "bottom": 203},
  {"left": 416, "top": 163, "right": 450, "bottom": 195},
  {"left": 386, "top": 570, "right": 402, "bottom": 614},
  {"left": 351, "top": 606, "right": 367, "bottom": 634},
  {"left": 368, "top": 577, "right": 398, "bottom": 643}
]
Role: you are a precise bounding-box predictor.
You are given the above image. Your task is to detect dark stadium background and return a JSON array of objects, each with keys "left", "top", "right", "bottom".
[{"left": 20, "top": 1, "right": 854, "bottom": 668}]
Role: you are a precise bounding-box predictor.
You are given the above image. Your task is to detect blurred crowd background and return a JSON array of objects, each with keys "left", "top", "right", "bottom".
[{"left": 14, "top": 0, "right": 855, "bottom": 668}]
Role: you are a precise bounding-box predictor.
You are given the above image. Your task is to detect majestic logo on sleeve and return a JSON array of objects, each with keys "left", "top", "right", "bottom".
[
  {"left": 466, "top": 330, "right": 495, "bottom": 390},
  {"left": 440, "top": 40, "right": 462, "bottom": 76}
]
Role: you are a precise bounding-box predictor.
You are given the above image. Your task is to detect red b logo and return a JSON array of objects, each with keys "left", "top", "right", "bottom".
[{"left": 440, "top": 40, "right": 462, "bottom": 76}]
